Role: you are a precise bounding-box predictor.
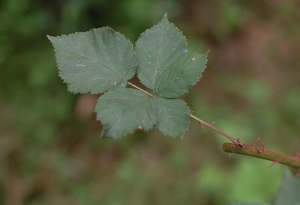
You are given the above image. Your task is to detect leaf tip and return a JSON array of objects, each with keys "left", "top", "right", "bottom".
[
  {"left": 46, "top": 35, "right": 56, "bottom": 43},
  {"left": 163, "top": 13, "right": 168, "bottom": 20},
  {"left": 204, "top": 50, "right": 210, "bottom": 57}
]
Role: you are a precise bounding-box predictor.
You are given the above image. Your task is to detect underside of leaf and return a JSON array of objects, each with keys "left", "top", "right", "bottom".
[{"left": 47, "top": 28, "right": 136, "bottom": 94}]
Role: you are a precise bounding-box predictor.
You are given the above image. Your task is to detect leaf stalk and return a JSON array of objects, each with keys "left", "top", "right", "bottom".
[
  {"left": 127, "top": 82, "right": 154, "bottom": 97},
  {"left": 189, "top": 114, "right": 240, "bottom": 144}
]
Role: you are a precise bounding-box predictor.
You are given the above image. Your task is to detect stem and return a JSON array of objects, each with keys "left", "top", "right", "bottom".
[
  {"left": 127, "top": 82, "right": 154, "bottom": 97},
  {"left": 127, "top": 82, "right": 300, "bottom": 169},
  {"left": 189, "top": 114, "right": 239, "bottom": 144},
  {"left": 190, "top": 113, "right": 300, "bottom": 169},
  {"left": 223, "top": 143, "right": 300, "bottom": 169}
]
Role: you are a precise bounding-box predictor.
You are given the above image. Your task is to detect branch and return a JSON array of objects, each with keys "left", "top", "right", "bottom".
[
  {"left": 191, "top": 114, "right": 300, "bottom": 169},
  {"left": 223, "top": 143, "right": 300, "bottom": 169}
]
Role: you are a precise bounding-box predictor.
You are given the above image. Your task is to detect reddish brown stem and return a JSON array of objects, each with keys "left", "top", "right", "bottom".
[{"left": 223, "top": 143, "right": 300, "bottom": 169}]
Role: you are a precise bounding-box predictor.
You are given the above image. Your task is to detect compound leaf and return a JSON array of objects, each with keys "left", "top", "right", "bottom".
[
  {"left": 136, "top": 14, "right": 207, "bottom": 98},
  {"left": 47, "top": 28, "right": 136, "bottom": 94},
  {"left": 49, "top": 14, "right": 207, "bottom": 139},
  {"left": 95, "top": 88, "right": 156, "bottom": 139}
]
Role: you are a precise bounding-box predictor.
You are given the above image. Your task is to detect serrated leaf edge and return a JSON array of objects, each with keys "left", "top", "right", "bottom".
[
  {"left": 96, "top": 89, "right": 191, "bottom": 139},
  {"left": 135, "top": 13, "right": 189, "bottom": 90},
  {"left": 47, "top": 27, "right": 135, "bottom": 95},
  {"left": 154, "top": 97, "right": 191, "bottom": 138}
]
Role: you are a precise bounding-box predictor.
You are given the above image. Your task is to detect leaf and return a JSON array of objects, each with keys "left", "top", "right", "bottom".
[
  {"left": 95, "top": 88, "right": 156, "bottom": 139},
  {"left": 274, "top": 169, "right": 300, "bottom": 205},
  {"left": 47, "top": 28, "right": 136, "bottom": 94},
  {"left": 136, "top": 14, "right": 207, "bottom": 98},
  {"left": 153, "top": 97, "right": 190, "bottom": 137},
  {"left": 95, "top": 88, "right": 190, "bottom": 138},
  {"left": 154, "top": 53, "right": 208, "bottom": 98}
]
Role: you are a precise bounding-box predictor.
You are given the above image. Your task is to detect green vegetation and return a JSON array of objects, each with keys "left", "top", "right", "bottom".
[
  {"left": 49, "top": 13, "right": 300, "bottom": 204},
  {"left": 1, "top": 0, "right": 300, "bottom": 204},
  {"left": 48, "top": 15, "right": 208, "bottom": 139}
]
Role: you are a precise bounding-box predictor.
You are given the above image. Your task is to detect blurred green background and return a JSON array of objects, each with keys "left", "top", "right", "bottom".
[{"left": 1, "top": 0, "right": 300, "bottom": 204}]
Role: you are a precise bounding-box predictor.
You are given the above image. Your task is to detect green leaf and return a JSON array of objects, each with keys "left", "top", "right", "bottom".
[
  {"left": 274, "top": 169, "right": 300, "bottom": 205},
  {"left": 153, "top": 97, "right": 190, "bottom": 137},
  {"left": 47, "top": 28, "right": 136, "bottom": 94},
  {"left": 95, "top": 88, "right": 190, "bottom": 138},
  {"left": 154, "top": 53, "right": 208, "bottom": 98},
  {"left": 136, "top": 14, "right": 207, "bottom": 98},
  {"left": 95, "top": 88, "right": 156, "bottom": 139}
]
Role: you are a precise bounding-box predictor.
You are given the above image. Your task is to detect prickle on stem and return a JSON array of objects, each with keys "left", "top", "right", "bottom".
[
  {"left": 255, "top": 143, "right": 266, "bottom": 153},
  {"left": 252, "top": 137, "right": 261, "bottom": 147},
  {"left": 269, "top": 160, "right": 279, "bottom": 169}
]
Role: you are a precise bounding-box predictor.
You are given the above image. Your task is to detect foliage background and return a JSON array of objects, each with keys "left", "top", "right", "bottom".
[{"left": 1, "top": 0, "right": 300, "bottom": 204}]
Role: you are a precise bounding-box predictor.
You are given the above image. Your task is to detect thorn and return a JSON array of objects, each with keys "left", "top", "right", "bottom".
[
  {"left": 296, "top": 152, "right": 300, "bottom": 159},
  {"left": 255, "top": 143, "right": 266, "bottom": 153},
  {"left": 228, "top": 147, "right": 237, "bottom": 157},
  {"left": 269, "top": 160, "right": 279, "bottom": 169},
  {"left": 190, "top": 111, "right": 194, "bottom": 114},
  {"left": 229, "top": 150, "right": 237, "bottom": 157},
  {"left": 210, "top": 122, "right": 215, "bottom": 126},
  {"left": 235, "top": 138, "right": 244, "bottom": 148},
  {"left": 198, "top": 121, "right": 204, "bottom": 129},
  {"left": 261, "top": 143, "right": 266, "bottom": 151},
  {"left": 223, "top": 145, "right": 236, "bottom": 157},
  {"left": 252, "top": 137, "right": 261, "bottom": 147}
]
